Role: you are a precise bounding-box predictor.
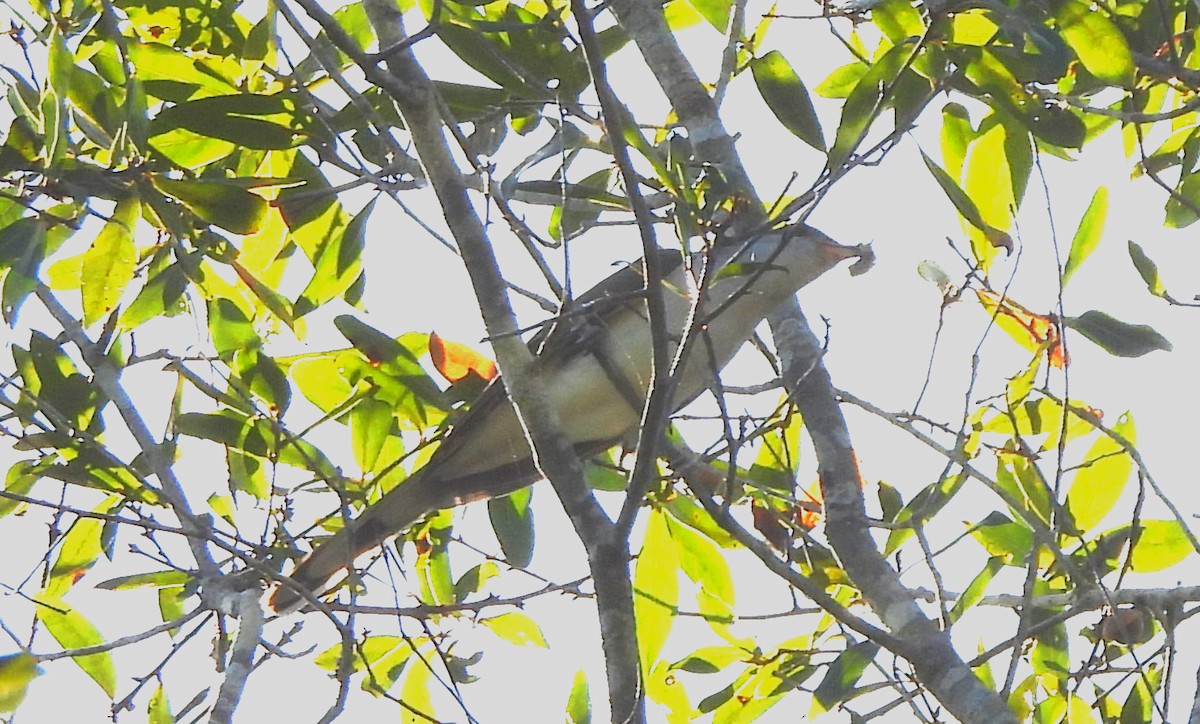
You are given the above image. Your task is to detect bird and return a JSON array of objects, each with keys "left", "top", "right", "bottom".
[{"left": 268, "top": 222, "right": 866, "bottom": 612}]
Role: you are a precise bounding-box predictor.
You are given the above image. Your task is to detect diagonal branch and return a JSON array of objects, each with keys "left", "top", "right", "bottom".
[
  {"left": 603, "top": 2, "right": 1016, "bottom": 720},
  {"left": 293, "top": 1, "right": 642, "bottom": 719},
  {"left": 34, "top": 286, "right": 219, "bottom": 580}
]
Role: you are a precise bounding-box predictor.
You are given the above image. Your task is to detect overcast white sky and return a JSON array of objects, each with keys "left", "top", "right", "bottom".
[{"left": 0, "top": 2, "right": 1196, "bottom": 722}]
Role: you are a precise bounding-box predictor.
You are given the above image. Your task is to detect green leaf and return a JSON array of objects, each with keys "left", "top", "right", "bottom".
[
  {"left": 948, "top": 556, "right": 1003, "bottom": 625},
  {"left": 45, "top": 499, "right": 118, "bottom": 598},
  {"left": 1127, "top": 241, "right": 1166, "bottom": 297},
  {"left": 208, "top": 297, "right": 259, "bottom": 356},
  {"left": 436, "top": 81, "right": 511, "bottom": 121},
  {"left": 232, "top": 348, "right": 291, "bottom": 414},
  {"left": 94, "top": 570, "right": 191, "bottom": 591},
  {"left": 1055, "top": 0, "right": 1134, "bottom": 87},
  {"left": 399, "top": 650, "right": 434, "bottom": 717},
  {"left": 750, "top": 51, "right": 824, "bottom": 151},
  {"left": 479, "top": 611, "right": 548, "bottom": 648},
  {"left": 453, "top": 561, "right": 500, "bottom": 600},
  {"left": 995, "top": 452, "right": 1052, "bottom": 528},
  {"left": 814, "top": 62, "right": 868, "bottom": 99},
  {"left": 1029, "top": 582, "right": 1068, "bottom": 682},
  {"left": 150, "top": 93, "right": 304, "bottom": 150},
  {"left": 0, "top": 461, "right": 40, "bottom": 519},
  {"left": 147, "top": 683, "right": 172, "bottom": 724},
  {"left": 433, "top": 21, "right": 545, "bottom": 97},
  {"left": 749, "top": 409, "right": 801, "bottom": 490},
  {"left": 229, "top": 260, "right": 296, "bottom": 330},
  {"left": 872, "top": 0, "right": 925, "bottom": 42},
  {"left": 685, "top": 0, "right": 731, "bottom": 31},
  {"left": 919, "top": 147, "right": 1008, "bottom": 246},
  {"left": 296, "top": 197, "right": 372, "bottom": 317},
  {"left": 969, "top": 511, "right": 1034, "bottom": 563},
  {"left": 315, "top": 635, "right": 415, "bottom": 688},
  {"left": 663, "top": 495, "right": 737, "bottom": 548},
  {"left": 1120, "top": 664, "right": 1160, "bottom": 724},
  {"left": 33, "top": 596, "right": 117, "bottom": 698},
  {"left": 877, "top": 481, "right": 903, "bottom": 523},
  {"left": 1005, "top": 352, "right": 1040, "bottom": 412},
  {"left": 227, "top": 446, "right": 269, "bottom": 500},
  {"left": 634, "top": 509, "right": 680, "bottom": 670},
  {"left": 1064, "top": 311, "right": 1172, "bottom": 357},
  {"left": 0, "top": 217, "right": 48, "bottom": 324},
  {"left": 174, "top": 410, "right": 338, "bottom": 478},
  {"left": 549, "top": 169, "right": 615, "bottom": 242},
  {"left": 566, "top": 669, "right": 590, "bottom": 724},
  {"left": 20, "top": 331, "right": 104, "bottom": 433},
  {"left": 287, "top": 354, "right": 355, "bottom": 413},
  {"left": 884, "top": 473, "right": 968, "bottom": 555},
  {"left": 647, "top": 660, "right": 692, "bottom": 717},
  {"left": 940, "top": 102, "right": 974, "bottom": 181},
  {"left": 811, "top": 641, "right": 879, "bottom": 714},
  {"left": 120, "top": 264, "right": 189, "bottom": 329},
  {"left": 0, "top": 653, "right": 41, "bottom": 714},
  {"left": 488, "top": 487, "right": 534, "bottom": 569},
  {"left": 1130, "top": 520, "right": 1195, "bottom": 573},
  {"left": 671, "top": 645, "right": 746, "bottom": 673},
  {"left": 126, "top": 41, "right": 239, "bottom": 100},
  {"left": 334, "top": 317, "right": 446, "bottom": 418},
  {"left": 667, "top": 513, "right": 733, "bottom": 607},
  {"left": 1066, "top": 413, "right": 1134, "bottom": 533},
  {"left": 416, "top": 517, "right": 454, "bottom": 606},
  {"left": 350, "top": 396, "right": 392, "bottom": 473},
  {"left": 81, "top": 198, "right": 139, "bottom": 327},
  {"left": 1164, "top": 172, "right": 1200, "bottom": 228},
  {"left": 149, "top": 176, "right": 268, "bottom": 235},
  {"left": 1062, "top": 187, "right": 1107, "bottom": 286},
  {"left": 147, "top": 128, "right": 236, "bottom": 169},
  {"left": 829, "top": 42, "right": 912, "bottom": 171}
]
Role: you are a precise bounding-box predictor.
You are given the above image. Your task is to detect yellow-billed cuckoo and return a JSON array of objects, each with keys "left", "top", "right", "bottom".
[{"left": 269, "top": 223, "right": 865, "bottom": 612}]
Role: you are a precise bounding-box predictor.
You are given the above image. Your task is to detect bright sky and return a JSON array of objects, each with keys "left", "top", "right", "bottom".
[{"left": 0, "top": 2, "right": 1196, "bottom": 722}]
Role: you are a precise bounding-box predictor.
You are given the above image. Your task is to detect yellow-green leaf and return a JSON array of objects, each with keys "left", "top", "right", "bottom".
[
  {"left": 634, "top": 509, "right": 680, "bottom": 671},
  {"left": 81, "top": 198, "right": 139, "bottom": 327},
  {"left": 296, "top": 197, "right": 372, "bottom": 317},
  {"left": 1066, "top": 414, "right": 1134, "bottom": 533},
  {"left": 685, "top": 0, "right": 731, "bottom": 31},
  {"left": 351, "top": 396, "right": 392, "bottom": 474},
  {"left": 1127, "top": 241, "right": 1166, "bottom": 297},
  {"left": 566, "top": 669, "right": 590, "bottom": 724},
  {"left": 962, "top": 121, "right": 1015, "bottom": 267},
  {"left": 94, "top": 570, "right": 191, "bottom": 591},
  {"left": 32, "top": 596, "right": 117, "bottom": 698},
  {"left": 1130, "top": 520, "right": 1196, "bottom": 573},
  {"left": 1055, "top": 0, "right": 1134, "bottom": 87},
  {"left": 948, "top": 556, "right": 1003, "bottom": 625},
  {"left": 1062, "top": 187, "right": 1108, "bottom": 285},
  {"left": 148, "top": 682, "right": 172, "bottom": 724},
  {"left": 45, "top": 517, "right": 105, "bottom": 599},
  {"left": 480, "top": 611, "right": 548, "bottom": 648},
  {"left": 400, "top": 649, "right": 433, "bottom": 724},
  {"left": 0, "top": 653, "right": 41, "bottom": 713},
  {"left": 667, "top": 514, "right": 733, "bottom": 607}
]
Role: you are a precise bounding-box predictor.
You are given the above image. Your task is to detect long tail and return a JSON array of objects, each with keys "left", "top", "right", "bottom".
[{"left": 268, "top": 471, "right": 451, "bottom": 613}]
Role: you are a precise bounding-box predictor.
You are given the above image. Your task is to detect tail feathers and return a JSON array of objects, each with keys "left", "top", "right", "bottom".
[{"left": 268, "top": 472, "right": 447, "bottom": 613}]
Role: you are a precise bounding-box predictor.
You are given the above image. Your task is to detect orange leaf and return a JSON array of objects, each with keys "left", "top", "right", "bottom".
[
  {"left": 794, "top": 480, "right": 825, "bottom": 530},
  {"left": 429, "top": 332, "right": 497, "bottom": 383},
  {"left": 975, "top": 289, "right": 1068, "bottom": 368}
]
